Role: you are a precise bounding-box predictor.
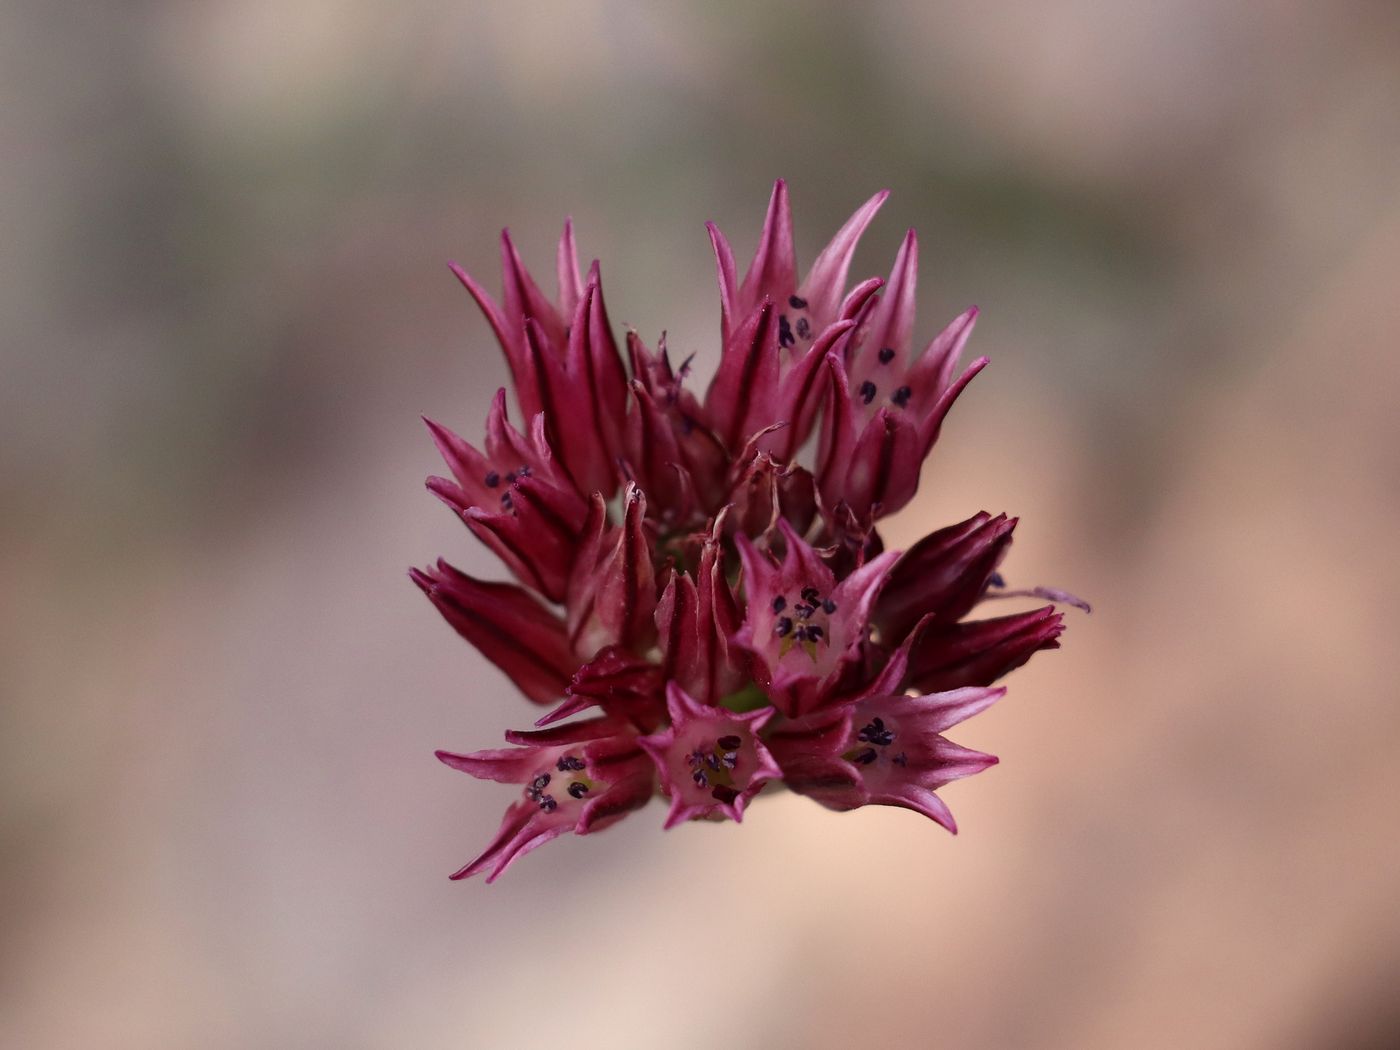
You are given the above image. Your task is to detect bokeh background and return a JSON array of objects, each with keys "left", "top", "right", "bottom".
[{"left": 4, "top": 2, "right": 1399, "bottom": 1048}]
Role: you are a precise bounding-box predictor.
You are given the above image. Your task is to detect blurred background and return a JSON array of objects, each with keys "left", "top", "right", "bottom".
[{"left": 3, "top": 2, "right": 1399, "bottom": 1048}]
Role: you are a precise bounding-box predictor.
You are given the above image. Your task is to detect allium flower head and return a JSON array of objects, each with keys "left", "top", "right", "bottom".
[{"left": 418, "top": 182, "right": 1087, "bottom": 881}]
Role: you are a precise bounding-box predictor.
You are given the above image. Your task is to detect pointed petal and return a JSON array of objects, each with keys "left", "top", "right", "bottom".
[
  {"left": 411, "top": 561, "right": 575, "bottom": 703},
  {"left": 738, "top": 179, "right": 796, "bottom": 315},
  {"left": 874, "top": 512, "right": 1017, "bottom": 640},
  {"left": 768, "top": 318, "right": 857, "bottom": 460},
  {"left": 423, "top": 416, "right": 494, "bottom": 506},
  {"left": 703, "top": 299, "right": 780, "bottom": 450},
  {"left": 556, "top": 218, "right": 583, "bottom": 319},
  {"left": 449, "top": 262, "right": 540, "bottom": 421},
  {"left": 923, "top": 737, "right": 1000, "bottom": 783},
  {"left": 844, "top": 408, "right": 925, "bottom": 522},
  {"left": 578, "top": 770, "right": 655, "bottom": 834},
  {"left": 917, "top": 356, "right": 988, "bottom": 460},
  {"left": 912, "top": 686, "right": 1007, "bottom": 734},
  {"left": 816, "top": 354, "right": 859, "bottom": 505},
  {"left": 707, "top": 220, "right": 741, "bottom": 347},
  {"left": 872, "top": 784, "right": 959, "bottom": 833},
  {"left": 908, "top": 606, "right": 1064, "bottom": 692},
  {"left": 463, "top": 480, "right": 579, "bottom": 602},
  {"left": 797, "top": 189, "right": 889, "bottom": 325},
  {"left": 435, "top": 746, "right": 541, "bottom": 784},
  {"left": 852, "top": 228, "right": 918, "bottom": 380},
  {"left": 905, "top": 305, "right": 979, "bottom": 407},
  {"left": 500, "top": 228, "right": 566, "bottom": 350}
]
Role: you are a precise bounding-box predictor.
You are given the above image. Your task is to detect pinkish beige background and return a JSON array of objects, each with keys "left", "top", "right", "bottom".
[{"left": 3, "top": 3, "right": 1399, "bottom": 1048}]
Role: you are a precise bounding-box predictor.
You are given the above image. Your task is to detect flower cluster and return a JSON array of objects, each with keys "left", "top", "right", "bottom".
[{"left": 416, "top": 182, "right": 1085, "bottom": 881}]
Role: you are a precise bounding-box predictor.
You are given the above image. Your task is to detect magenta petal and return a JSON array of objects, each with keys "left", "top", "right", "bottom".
[
  {"left": 703, "top": 299, "right": 781, "bottom": 451},
  {"left": 844, "top": 408, "right": 924, "bottom": 522},
  {"left": 909, "top": 606, "right": 1064, "bottom": 692},
  {"left": 852, "top": 227, "right": 919, "bottom": 380},
  {"left": 874, "top": 512, "right": 1017, "bottom": 640},
  {"left": 537, "top": 646, "right": 664, "bottom": 730},
  {"left": 578, "top": 770, "right": 655, "bottom": 834},
  {"left": 556, "top": 217, "right": 583, "bottom": 320},
  {"left": 917, "top": 355, "right": 987, "bottom": 460},
  {"left": 566, "top": 485, "right": 658, "bottom": 658},
  {"left": 640, "top": 683, "right": 781, "bottom": 828},
  {"left": 411, "top": 560, "right": 575, "bottom": 704},
  {"left": 768, "top": 318, "right": 857, "bottom": 460},
  {"left": 918, "top": 686, "right": 1008, "bottom": 733},
  {"left": 449, "top": 262, "right": 538, "bottom": 421},
  {"left": 462, "top": 478, "right": 579, "bottom": 603},
  {"left": 905, "top": 305, "right": 980, "bottom": 408},
  {"left": 797, "top": 189, "right": 889, "bottom": 325},
  {"left": 706, "top": 220, "right": 741, "bottom": 348},
  {"left": 436, "top": 747, "right": 541, "bottom": 783},
  {"left": 872, "top": 784, "right": 960, "bottom": 833},
  {"left": 737, "top": 179, "right": 796, "bottom": 322},
  {"left": 500, "top": 228, "right": 567, "bottom": 353}
]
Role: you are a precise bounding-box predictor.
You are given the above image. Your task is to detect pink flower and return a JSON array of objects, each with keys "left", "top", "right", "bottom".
[
  {"left": 436, "top": 717, "right": 654, "bottom": 881},
  {"left": 417, "top": 182, "right": 1085, "bottom": 880},
  {"left": 638, "top": 684, "right": 783, "bottom": 828},
  {"left": 815, "top": 229, "right": 988, "bottom": 531},
  {"left": 769, "top": 686, "right": 1004, "bottom": 832},
  {"left": 733, "top": 520, "right": 899, "bottom": 717}
]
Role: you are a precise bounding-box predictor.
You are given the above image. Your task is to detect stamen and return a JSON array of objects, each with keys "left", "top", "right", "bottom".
[
  {"left": 539, "top": 795, "right": 557, "bottom": 812},
  {"left": 484, "top": 471, "right": 500, "bottom": 488},
  {"left": 858, "top": 380, "right": 877, "bottom": 405},
  {"left": 801, "top": 586, "right": 820, "bottom": 604},
  {"left": 852, "top": 748, "right": 878, "bottom": 766},
  {"left": 857, "top": 717, "right": 895, "bottom": 746},
  {"left": 567, "top": 781, "right": 589, "bottom": 799},
  {"left": 805, "top": 624, "right": 824, "bottom": 642},
  {"left": 774, "top": 616, "right": 794, "bottom": 638},
  {"left": 778, "top": 315, "right": 795, "bottom": 348},
  {"left": 795, "top": 317, "right": 811, "bottom": 339},
  {"left": 717, "top": 735, "right": 742, "bottom": 751},
  {"left": 878, "top": 347, "right": 895, "bottom": 364},
  {"left": 822, "top": 598, "right": 837, "bottom": 614},
  {"left": 892, "top": 752, "right": 908, "bottom": 767},
  {"left": 711, "top": 785, "right": 739, "bottom": 804},
  {"left": 504, "top": 471, "right": 517, "bottom": 483},
  {"left": 772, "top": 595, "right": 787, "bottom": 613},
  {"left": 794, "top": 603, "right": 814, "bottom": 620},
  {"left": 788, "top": 295, "right": 808, "bottom": 309},
  {"left": 693, "top": 769, "right": 709, "bottom": 788},
  {"left": 891, "top": 385, "right": 912, "bottom": 408},
  {"left": 556, "top": 755, "right": 586, "bottom": 772}
]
